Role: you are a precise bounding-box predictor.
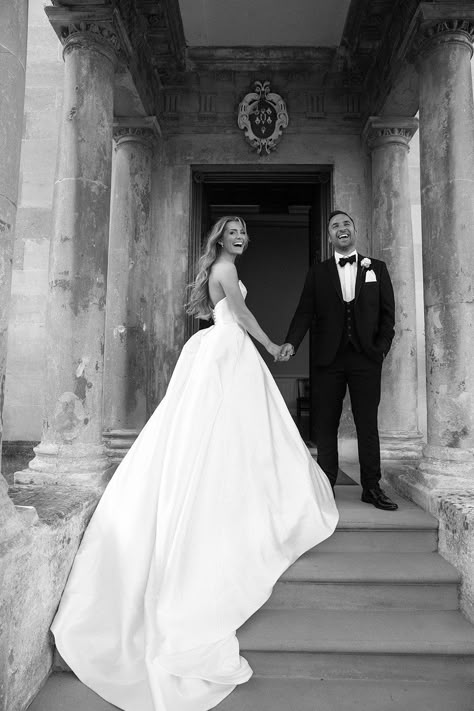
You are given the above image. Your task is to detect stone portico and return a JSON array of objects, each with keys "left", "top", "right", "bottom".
[{"left": 2, "top": 1, "right": 474, "bottom": 709}]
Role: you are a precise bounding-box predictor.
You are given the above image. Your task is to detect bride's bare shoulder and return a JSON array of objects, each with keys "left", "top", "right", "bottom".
[
  {"left": 211, "top": 262, "right": 238, "bottom": 284},
  {"left": 212, "top": 261, "right": 237, "bottom": 275}
]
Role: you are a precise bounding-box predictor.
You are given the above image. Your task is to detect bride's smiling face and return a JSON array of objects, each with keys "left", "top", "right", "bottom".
[{"left": 220, "top": 220, "right": 248, "bottom": 256}]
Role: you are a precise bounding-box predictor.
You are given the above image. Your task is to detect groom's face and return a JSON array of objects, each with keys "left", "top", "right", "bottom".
[{"left": 328, "top": 213, "right": 356, "bottom": 254}]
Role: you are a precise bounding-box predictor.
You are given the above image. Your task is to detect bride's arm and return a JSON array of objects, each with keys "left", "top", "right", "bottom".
[{"left": 215, "top": 263, "right": 281, "bottom": 359}]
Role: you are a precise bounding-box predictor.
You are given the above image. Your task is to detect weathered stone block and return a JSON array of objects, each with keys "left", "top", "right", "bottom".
[
  {"left": 25, "top": 63, "right": 64, "bottom": 91},
  {"left": 25, "top": 25, "right": 61, "bottom": 64},
  {"left": 22, "top": 238, "right": 50, "bottom": 272},
  {"left": 24, "top": 87, "right": 58, "bottom": 116},
  {"left": 20, "top": 138, "right": 58, "bottom": 183},
  {"left": 1, "top": 484, "right": 101, "bottom": 711},
  {"left": 15, "top": 208, "right": 52, "bottom": 247},
  {"left": 0, "top": 0, "right": 27, "bottom": 64},
  {"left": 10, "top": 270, "right": 47, "bottom": 300},
  {"left": 3, "top": 403, "right": 43, "bottom": 442},
  {"left": 0, "top": 55, "right": 26, "bottom": 203},
  {"left": 19, "top": 172, "right": 55, "bottom": 209},
  {"left": 6, "top": 322, "right": 45, "bottom": 364},
  {"left": 384, "top": 463, "right": 474, "bottom": 624},
  {"left": 24, "top": 108, "right": 59, "bottom": 141}
]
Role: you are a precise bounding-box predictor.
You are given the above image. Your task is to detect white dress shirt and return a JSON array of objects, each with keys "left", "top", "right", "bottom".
[{"left": 335, "top": 250, "right": 357, "bottom": 302}]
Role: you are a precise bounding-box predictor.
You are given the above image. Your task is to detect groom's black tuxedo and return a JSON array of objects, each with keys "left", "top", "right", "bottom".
[
  {"left": 285, "top": 254, "right": 395, "bottom": 489},
  {"left": 285, "top": 255, "right": 395, "bottom": 365}
]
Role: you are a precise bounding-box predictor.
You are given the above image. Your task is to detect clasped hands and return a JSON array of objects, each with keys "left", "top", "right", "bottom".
[{"left": 268, "top": 342, "right": 294, "bottom": 362}]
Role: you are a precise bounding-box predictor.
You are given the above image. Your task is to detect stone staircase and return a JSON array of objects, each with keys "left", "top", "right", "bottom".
[
  {"left": 219, "top": 486, "right": 474, "bottom": 711},
  {"left": 28, "top": 486, "right": 474, "bottom": 711}
]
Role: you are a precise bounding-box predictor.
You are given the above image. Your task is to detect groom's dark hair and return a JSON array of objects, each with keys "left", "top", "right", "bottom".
[{"left": 327, "top": 210, "right": 355, "bottom": 229}]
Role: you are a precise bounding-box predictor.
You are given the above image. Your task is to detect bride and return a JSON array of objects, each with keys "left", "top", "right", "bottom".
[{"left": 51, "top": 216, "right": 339, "bottom": 711}]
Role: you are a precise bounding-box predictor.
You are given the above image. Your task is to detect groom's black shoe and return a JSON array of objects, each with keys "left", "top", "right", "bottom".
[{"left": 361, "top": 485, "right": 398, "bottom": 511}]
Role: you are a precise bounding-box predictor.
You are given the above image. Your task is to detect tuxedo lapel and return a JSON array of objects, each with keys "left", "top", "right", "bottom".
[
  {"left": 355, "top": 254, "right": 365, "bottom": 302},
  {"left": 327, "top": 257, "right": 343, "bottom": 302}
]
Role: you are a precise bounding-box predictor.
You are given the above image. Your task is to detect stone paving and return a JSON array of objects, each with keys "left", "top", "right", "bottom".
[
  {"left": 27, "top": 483, "right": 474, "bottom": 711},
  {"left": 28, "top": 674, "right": 118, "bottom": 711}
]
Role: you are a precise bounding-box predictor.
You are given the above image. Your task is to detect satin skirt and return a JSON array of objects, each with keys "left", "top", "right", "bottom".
[{"left": 51, "top": 321, "right": 339, "bottom": 711}]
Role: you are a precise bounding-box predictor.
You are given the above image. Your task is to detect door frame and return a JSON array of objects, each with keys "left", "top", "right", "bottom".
[
  {"left": 188, "top": 164, "right": 333, "bottom": 440},
  {"left": 188, "top": 164, "right": 333, "bottom": 303}
]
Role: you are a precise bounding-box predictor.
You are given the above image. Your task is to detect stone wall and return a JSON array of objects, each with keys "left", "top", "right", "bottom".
[
  {"left": 5, "top": 4, "right": 454, "bottom": 444},
  {"left": 407, "top": 128, "right": 426, "bottom": 438},
  {"left": 3, "top": 0, "right": 62, "bottom": 442},
  {"left": 383, "top": 463, "right": 474, "bottom": 624},
  {"left": 1, "top": 485, "right": 100, "bottom": 711},
  {"left": 149, "top": 131, "right": 370, "bottom": 407}
]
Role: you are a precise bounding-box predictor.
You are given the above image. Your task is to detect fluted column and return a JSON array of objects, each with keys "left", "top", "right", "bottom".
[
  {"left": 364, "top": 117, "right": 423, "bottom": 460},
  {"left": 103, "top": 120, "right": 156, "bottom": 462},
  {"left": 16, "top": 21, "right": 120, "bottom": 486},
  {"left": 416, "top": 17, "right": 474, "bottom": 486},
  {"left": 0, "top": 0, "right": 28, "bottom": 526}
]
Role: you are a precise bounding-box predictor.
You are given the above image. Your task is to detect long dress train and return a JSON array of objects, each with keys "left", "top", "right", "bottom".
[{"left": 51, "top": 283, "right": 339, "bottom": 711}]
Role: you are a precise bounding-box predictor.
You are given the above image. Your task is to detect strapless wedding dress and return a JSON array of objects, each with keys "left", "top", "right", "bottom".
[{"left": 51, "top": 282, "right": 339, "bottom": 711}]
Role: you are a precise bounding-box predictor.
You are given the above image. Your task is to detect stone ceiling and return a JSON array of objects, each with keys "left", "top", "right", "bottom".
[
  {"left": 48, "top": 0, "right": 424, "bottom": 121},
  {"left": 136, "top": 0, "right": 400, "bottom": 86},
  {"left": 177, "top": 0, "right": 352, "bottom": 47}
]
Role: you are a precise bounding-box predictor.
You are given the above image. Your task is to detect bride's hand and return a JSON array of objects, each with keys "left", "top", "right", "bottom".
[{"left": 266, "top": 343, "right": 282, "bottom": 362}]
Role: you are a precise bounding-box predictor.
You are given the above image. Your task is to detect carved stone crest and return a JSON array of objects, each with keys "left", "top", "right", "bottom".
[{"left": 238, "top": 81, "right": 289, "bottom": 154}]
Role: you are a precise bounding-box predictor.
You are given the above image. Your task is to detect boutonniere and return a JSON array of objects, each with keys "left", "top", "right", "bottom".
[{"left": 361, "top": 257, "right": 372, "bottom": 270}]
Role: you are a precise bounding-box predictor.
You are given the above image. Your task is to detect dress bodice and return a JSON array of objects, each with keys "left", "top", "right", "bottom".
[{"left": 212, "top": 281, "right": 247, "bottom": 325}]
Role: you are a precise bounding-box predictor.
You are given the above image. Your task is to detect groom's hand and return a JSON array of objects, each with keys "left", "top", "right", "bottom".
[{"left": 279, "top": 343, "right": 295, "bottom": 362}]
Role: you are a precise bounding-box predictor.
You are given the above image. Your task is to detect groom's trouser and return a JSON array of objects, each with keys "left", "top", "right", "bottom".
[{"left": 313, "top": 343, "right": 382, "bottom": 489}]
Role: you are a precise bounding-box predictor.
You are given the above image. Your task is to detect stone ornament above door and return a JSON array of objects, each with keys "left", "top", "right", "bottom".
[{"left": 238, "top": 81, "right": 289, "bottom": 154}]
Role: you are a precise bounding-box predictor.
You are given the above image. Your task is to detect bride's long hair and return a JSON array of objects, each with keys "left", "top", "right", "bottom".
[{"left": 186, "top": 216, "right": 249, "bottom": 320}]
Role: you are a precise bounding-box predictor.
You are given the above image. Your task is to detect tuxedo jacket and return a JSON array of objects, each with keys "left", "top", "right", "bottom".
[{"left": 285, "top": 255, "right": 395, "bottom": 366}]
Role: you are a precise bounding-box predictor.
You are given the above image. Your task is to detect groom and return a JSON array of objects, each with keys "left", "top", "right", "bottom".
[{"left": 280, "top": 210, "right": 397, "bottom": 511}]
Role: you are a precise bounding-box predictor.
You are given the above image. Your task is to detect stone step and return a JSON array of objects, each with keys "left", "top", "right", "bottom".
[
  {"left": 238, "top": 609, "right": 474, "bottom": 681},
  {"left": 318, "top": 527, "right": 438, "bottom": 552},
  {"left": 317, "top": 486, "right": 438, "bottom": 552},
  {"left": 28, "top": 674, "right": 474, "bottom": 711},
  {"left": 27, "top": 674, "right": 116, "bottom": 711},
  {"left": 266, "top": 552, "right": 460, "bottom": 610},
  {"left": 244, "top": 650, "right": 474, "bottom": 683},
  {"left": 216, "top": 677, "right": 474, "bottom": 711}
]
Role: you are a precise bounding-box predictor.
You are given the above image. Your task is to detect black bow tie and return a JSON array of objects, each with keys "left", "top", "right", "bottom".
[{"left": 338, "top": 255, "right": 357, "bottom": 267}]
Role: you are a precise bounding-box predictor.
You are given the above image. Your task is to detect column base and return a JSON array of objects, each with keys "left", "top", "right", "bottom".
[
  {"left": 14, "top": 505, "right": 39, "bottom": 526},
  {"left": 0, "top": 474, "right": 25, "bottom": 542},
  {"left": 14, "top": 441, "right": 114, "bottom": 487},
  {"left": 382, "top": 444, "right": 474, "bottom": 515},
  {"left": 419, "top": 443, "right": 474, "bottom": 482},
  {"left": 379, "top": 431, "right": 424, "bottom": 460},
  {"left": 103, "top": 429, "right": 140, "bottom": 463},
  {"left": 382, "top": 453, "right": 474, "bottom": 625}
]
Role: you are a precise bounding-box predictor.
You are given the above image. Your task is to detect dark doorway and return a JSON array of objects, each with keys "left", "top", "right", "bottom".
[{"left": 189, "top": 167, "right": 332, "bottom": 443}]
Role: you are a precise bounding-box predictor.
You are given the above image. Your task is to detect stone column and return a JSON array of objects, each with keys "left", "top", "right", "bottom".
[
  {"left": 16, "top": 22, "right": 120, "bottom": 486},
  {"left": 364, "top": 116, "right": 423, "bottom": 460},
  {"left": 0, "top": 0, "right": 28, "bottom": 525},
  {"left": 103, "top": 120, "right": 156, "bottom": 462},
  {"left": 416, "top": 17, "right": 474, "bottom": 488}
]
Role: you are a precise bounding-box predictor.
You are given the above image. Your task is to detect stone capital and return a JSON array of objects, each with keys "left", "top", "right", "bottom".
[
  {"left": 363, "top": 116, "right": 419, "bottom": 152},
  {"left": 45, "top": 7, "right": 131, "bottom": 67},
  {"left": 405, "top": 4, "right": 474, "bottom": 61},
  {"left": 113, "top": 116, "right": 161, "bottom": 147},
  {"left": 61, "top": 23, "right": 122, "bottom": 66},
  {"left": 418, "top": 18, "right": 474, "bottom": 58}
]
